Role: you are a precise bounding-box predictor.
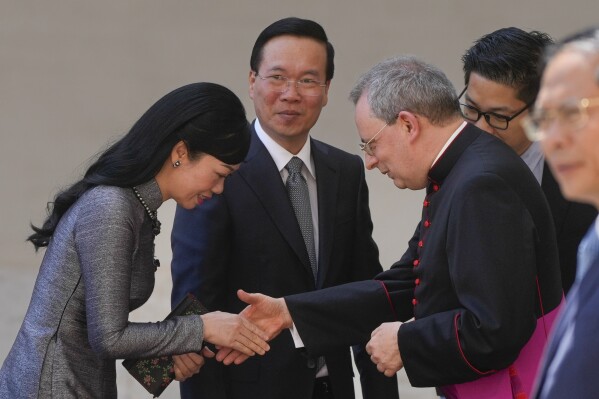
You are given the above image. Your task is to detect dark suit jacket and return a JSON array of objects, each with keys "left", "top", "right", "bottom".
[
  {"left": 533, "top": 226, "right": 599, "bottom": 398},
  {"left": 541, "top": 163, "right": 597, "bottom": 293},
  {"left": 171, "top": 126, "right": 399, "bottom": 399},
  {"left": 286, "top": 124, "right": 563, "bottom": 390}
]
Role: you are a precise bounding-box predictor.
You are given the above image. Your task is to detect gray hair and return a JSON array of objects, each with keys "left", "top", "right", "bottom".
[
  {"left": 349, "top": 55, "right": 460, "bottom": 125},
  {"left": 544, "top": 27, "right": 599, "bottom": 84}
]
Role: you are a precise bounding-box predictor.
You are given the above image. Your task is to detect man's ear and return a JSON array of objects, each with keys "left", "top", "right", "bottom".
[
  {"left": 249, "top": 71, "right": 256, "bottom": 100},
  {"left": 321, "top": 80, "right": 331, "bottom": 108},
  {"left": 398, "top": 111, "right": 421, "bottom": 143}
]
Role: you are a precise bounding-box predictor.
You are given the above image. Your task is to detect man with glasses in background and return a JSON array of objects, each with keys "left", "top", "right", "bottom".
[
  {"left": 460, "top": 27, "right": 596, "bottom": 294},
  {"left": 525, "top": 26, "right": 599, "bottom": 399},
  {"left": 170, "top": 17, "right": 399, "bottom": 399}
]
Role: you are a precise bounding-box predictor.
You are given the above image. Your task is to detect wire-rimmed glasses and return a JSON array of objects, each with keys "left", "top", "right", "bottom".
[
  {"left": 255, "top": 73, "right": 326, "bottom": 97},
  {"left": 522, "top": 97, "right": 599, "bottom": 141}
]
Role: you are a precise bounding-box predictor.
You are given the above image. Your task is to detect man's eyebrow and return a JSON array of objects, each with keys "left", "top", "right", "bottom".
[{"left": 464, "top": 94, "right": 513, "bottom": 113}]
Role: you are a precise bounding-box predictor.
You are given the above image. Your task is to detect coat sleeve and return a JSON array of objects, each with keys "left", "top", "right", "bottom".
[
  {"left": 76, "top": 192, "right": 203, "bottom": 359},
  {"left": 285, "top": 223, "right": 421, "bottom": 355}
]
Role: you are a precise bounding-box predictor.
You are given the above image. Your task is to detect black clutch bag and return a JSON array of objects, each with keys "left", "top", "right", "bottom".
[{"left": 122, "top": 293, "right": 208, "bottom": 397}]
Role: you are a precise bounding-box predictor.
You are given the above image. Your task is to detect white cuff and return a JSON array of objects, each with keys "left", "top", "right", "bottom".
[{"left": 289, "top": 322, "right": 305, "bottom": 348}]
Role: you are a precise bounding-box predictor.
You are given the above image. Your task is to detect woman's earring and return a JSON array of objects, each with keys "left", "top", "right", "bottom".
[{"left": 173, "top": 160, "right": 181, "bottom": 168}]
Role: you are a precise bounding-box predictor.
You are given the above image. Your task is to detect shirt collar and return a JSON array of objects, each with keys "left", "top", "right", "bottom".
[
  {"left": 520, "top": 140, "right": 545, "bottom": 184},
  {"left": 431, "top": 121, "right": 467, "bottom": 169},
  {"left": 254, "top": 118, "right": 315, "bottom": 178}
]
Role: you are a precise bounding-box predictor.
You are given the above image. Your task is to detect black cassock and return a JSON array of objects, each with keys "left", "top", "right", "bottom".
[{"left": 287, "top": 123, "right": 563, "bottom": 391}]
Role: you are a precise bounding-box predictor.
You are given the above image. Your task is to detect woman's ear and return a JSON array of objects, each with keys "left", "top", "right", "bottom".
[{"left": 171, "top": 140, "right": 188, "bottom": 165}]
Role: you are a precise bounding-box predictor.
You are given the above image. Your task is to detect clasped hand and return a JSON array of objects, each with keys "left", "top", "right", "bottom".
[
  {"left": 366, "top": 321, "right": 404, "bottom": 377},
  {"left": 172, "top": 347, "right": 214, "bottom": 381}
]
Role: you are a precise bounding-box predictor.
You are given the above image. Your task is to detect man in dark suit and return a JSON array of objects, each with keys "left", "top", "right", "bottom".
[
  {"left": 460, "top": 27, "right": 597, "bottom": 294},
  {"left": 528, "top": 27, "right": 599, "bottom": 399},
  {"left": 233, "top": 55, "right": 564, "bottom": 398},
  {"left": 170, "top": 17, "right": 399, "bottom": 399}
]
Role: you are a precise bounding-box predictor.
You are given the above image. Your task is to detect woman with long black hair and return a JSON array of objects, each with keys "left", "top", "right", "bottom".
[{"left": 0, "top": 82, "right": 269, "bottom": 398}]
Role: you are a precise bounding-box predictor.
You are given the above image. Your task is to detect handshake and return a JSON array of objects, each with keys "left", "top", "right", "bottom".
[
  {"left": 173, "top": 290, "right": 404, "bottom": 381},
  {"left": 172, "top": 289, "right": 291, "bottom": 381}
]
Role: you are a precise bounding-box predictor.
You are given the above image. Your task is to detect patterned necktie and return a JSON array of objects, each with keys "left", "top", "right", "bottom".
[
  {"left": 286, "top": 157, "right": 318, "bottom": 281},
  {"left": 286, "top": 156, "right": 325, "bottom": 375}
]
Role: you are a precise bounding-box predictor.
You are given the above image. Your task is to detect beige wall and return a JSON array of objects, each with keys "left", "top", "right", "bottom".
[{"left": 1, "top": 1, "right": 598, "bottom": 398}]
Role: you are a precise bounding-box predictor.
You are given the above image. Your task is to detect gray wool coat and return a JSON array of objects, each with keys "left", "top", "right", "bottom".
[{"left": 0, "top": 179, "right": 204, "bottom": 398}]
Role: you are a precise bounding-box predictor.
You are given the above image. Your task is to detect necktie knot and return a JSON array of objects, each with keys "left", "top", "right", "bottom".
[{"left": 286, "top": 157, "right": 304, "bottom": 174}]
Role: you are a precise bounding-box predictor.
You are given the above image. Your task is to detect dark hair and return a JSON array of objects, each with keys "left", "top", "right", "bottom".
[
  {"left": 28, "top": 82, "right": 251, "bottom": 249},
  {"left": 462, "top": 27, "right": 553, "bottom": 104},
  {"left": 250, "top": 17, "right": 335, "bottom": 81}
]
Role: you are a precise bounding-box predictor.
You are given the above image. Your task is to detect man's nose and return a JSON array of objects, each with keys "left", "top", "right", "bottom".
[
  {"left": 364, "top": 153, "right": 378, "bottom": 170},
  {"left": 280, "top": 81, "right": 301, "bottom": 100}
]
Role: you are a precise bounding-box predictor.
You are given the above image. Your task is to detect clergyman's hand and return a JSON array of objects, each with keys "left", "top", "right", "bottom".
[
  {"left": 237, "top": 289, "right": 293, "bottom": 338},
  {"left": 366, "top": 321, "right": 404, "bottom": 377},
  {"left": 215, "top": 290, "right": 293, "bottom": 365}
]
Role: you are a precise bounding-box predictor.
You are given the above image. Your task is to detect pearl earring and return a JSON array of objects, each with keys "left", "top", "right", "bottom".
[{"left": 173, "top": 160, "right": 181, "bottom": 168}]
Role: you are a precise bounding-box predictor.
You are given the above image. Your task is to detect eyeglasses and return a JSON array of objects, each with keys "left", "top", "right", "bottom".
[
  {"left": 522, "top": 96, "right": 599, "bottom": 141},
  {"left": 458, "top": 87, "right": 530, "bottom": 130},
  {"left": 359, "top": 122, "right": 389, "bottom": 156},
  {"left": 255, "top": 73, "right": 326, "bottom": 97}
]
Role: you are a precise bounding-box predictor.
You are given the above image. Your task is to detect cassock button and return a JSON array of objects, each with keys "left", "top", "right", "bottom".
[
  {"left": 424, "top": 220, "right": 431, "bottom": 228},
  {"left": 412, "top": 298, "right": 418, "bottom": 306},
  {"left": 413, "top": 259, "right": 420, "bottom": 267},
  {"left": 418, "top": 240, "right": 424, "bottom": 248},
  {"left": 307, "top": 358, "right": 316, "bottom": 369},
  {"left": 423, "top": 200, "right": 430, "bottom": 207},
  {"left": 415, "top": 278, "right": 420, "bottom": 285},
  {"left": 433, "top": 184, "right": 439, "bottom": 192}
]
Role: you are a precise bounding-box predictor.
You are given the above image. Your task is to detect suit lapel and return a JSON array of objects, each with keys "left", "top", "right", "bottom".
[
  {"left": 238, "top": 129, "right": 314, "bottom": 279},
  {"left": 312, "top": 139, "right": 338, "bottom": 288},
  {"left": 535, "top": 246, "right": 599, "bottom": 397}
]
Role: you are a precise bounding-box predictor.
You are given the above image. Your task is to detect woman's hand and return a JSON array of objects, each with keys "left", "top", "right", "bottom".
[
  {"left": 201, "top": 311, "right": 270, "bottom": 357},
  {"left": 173, "top": 347, "right": 214, "bottom": 381}
]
